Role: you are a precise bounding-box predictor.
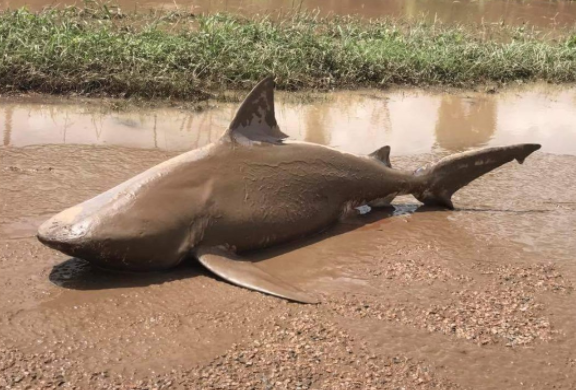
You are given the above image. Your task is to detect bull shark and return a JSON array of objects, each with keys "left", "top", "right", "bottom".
[{"left": 38, "top": 77, "right": 541, "bottom": 303}]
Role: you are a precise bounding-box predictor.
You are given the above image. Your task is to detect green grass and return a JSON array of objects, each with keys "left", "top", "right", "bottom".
[{"left": 1, "top": 6, "right": 576, "bottom": 99}]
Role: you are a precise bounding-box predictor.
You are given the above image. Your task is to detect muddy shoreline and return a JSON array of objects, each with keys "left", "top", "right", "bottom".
[{"left": 1, "top": 139, "right": 575, "bottom": 388}]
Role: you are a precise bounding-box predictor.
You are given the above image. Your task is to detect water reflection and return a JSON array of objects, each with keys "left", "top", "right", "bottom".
[
  {"left": 3, "top": 106, "right": 12, "bottom": 147},
  {"left": 303, "top": 104, "right": 330, "bottom": 145},
  {"left": 434, "top": 95, "right": 497, "bottom": 152},
  {"left": 3, "top": 0, "right": 575, "bottom": 30},
  {"left": 1, "top": 84, "right": 576, "bottom": 156}
]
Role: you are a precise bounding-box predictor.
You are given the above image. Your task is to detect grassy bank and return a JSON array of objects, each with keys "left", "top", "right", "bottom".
[{"left": 1, "top": 6, "right": 576, "bottom": 99}]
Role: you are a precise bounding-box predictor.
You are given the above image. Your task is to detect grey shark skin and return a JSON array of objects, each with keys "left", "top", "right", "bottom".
[{"left": 38, "top": 77, "right": 541, "bottom": 303}]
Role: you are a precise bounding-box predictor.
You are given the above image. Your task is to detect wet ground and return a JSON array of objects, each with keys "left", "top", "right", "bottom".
[
  {"left": 2, "top": 0, "right": 576, "bottom": 29},
  {"left": 1, "top": 84, "right": 576, "bottom": 389}
]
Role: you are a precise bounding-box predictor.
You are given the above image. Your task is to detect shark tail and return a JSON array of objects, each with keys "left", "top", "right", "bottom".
[{"left": 411, "top": 143, "right": 541, "bottom": 209}]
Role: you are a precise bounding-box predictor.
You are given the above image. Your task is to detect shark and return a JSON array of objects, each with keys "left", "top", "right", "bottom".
[{"left": 37, "top": 77, "right": 541, "bottom": 303}]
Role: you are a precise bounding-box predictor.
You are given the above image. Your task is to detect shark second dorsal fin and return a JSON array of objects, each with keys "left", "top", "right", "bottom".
[
  {"left": 224, "top": 77, "right": 289, "bottom": 145},
  {"left": 369, "top": 145, "right": 392, "bottom": 168}
]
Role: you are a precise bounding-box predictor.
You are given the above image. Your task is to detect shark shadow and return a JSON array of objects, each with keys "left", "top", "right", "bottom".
[{"left": 48, "top": 201, "right": 547, "bottom": 292}]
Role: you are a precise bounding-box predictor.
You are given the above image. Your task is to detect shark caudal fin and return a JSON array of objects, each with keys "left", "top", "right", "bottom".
[{"left": 412, "top": 143, "right": 541, "bottom": 209}]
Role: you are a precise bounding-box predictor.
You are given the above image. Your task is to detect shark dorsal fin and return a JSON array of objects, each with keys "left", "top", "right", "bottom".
[
  {"left": 369, "top": 145, "right": 392, "bottom": 168},
  {"left": 224, "top": 77, "right": 289, "bottom": 145}
]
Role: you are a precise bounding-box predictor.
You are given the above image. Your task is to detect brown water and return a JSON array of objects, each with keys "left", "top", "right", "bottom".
[
  {"left": 2, "top": 0, "right": 576, "bottom": 29},
  {"left": 1, "top": 85, "right": 576, "bottom": 388},
  {"left": 3, "top": 84, "right": 576, "bottom": 156}
]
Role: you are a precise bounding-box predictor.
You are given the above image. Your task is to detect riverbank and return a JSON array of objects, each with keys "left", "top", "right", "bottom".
[{"left": 1, "top": 6, "right": 576, "bottom": 99}]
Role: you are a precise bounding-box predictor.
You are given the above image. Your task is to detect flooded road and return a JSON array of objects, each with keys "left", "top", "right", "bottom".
[
  {"left": 1, "top": 85, "right": 576, "bottom": 389},
  {"left": 2, "top": 0, "right": 576, "bottom": 29},
  {"left": 3, "top": 84, "right": 576, "bottom": 156}
]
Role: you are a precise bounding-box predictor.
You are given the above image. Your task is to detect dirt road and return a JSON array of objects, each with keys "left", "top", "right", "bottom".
[{"left": 1, "top": 142, "right": 575, "bottom": 389}]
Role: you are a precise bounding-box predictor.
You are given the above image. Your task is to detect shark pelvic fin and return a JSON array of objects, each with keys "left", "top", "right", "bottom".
[
  {"left": 224, "top": 77, "right": 289, "bottom": 145},
  {"left": 369, "top": 145, "right": 392, "bottom": 168},
  {"left": 196, "top": 247, "right": 319, "bottom": 304}
]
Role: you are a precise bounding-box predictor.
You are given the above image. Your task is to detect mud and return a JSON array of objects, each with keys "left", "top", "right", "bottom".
[
  {"left": 2, "top": 0, "right": 576, "bottom": 29},
  {"left": 1, "top": 86, "right": 576, "bottom": 389}
]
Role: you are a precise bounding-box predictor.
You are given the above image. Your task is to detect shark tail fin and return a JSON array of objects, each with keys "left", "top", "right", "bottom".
[{"left": 411, "top": 144, "right": 541, "bottom": 209}]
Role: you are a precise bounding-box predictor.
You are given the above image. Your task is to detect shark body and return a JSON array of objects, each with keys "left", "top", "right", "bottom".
[{"left": 38, "top": 78, "right": 541, "bottom": 303}]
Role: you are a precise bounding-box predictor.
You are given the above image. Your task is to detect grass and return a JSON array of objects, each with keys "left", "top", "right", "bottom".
[{"left": 1, "top": 5, "right": 576, "bottom": 100}]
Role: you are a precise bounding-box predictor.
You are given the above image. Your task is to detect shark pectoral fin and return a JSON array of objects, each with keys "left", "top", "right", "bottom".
[
  {"left": 222, "top": 77, "right": 289, "bottom": 145},
  {"left": 196, "top": 247, "right": 319, "bottom": 304}
]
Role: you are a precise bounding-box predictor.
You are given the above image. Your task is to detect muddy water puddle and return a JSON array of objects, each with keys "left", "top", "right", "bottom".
[
  {"left": 3, "top": 0, "right": 576, "bottom": 29},
  {"left": 1, "top": 86, "right": 576, "bottom": 388},
  {"left": 3, "top": 84, "right": 576, "bottom": 156}
]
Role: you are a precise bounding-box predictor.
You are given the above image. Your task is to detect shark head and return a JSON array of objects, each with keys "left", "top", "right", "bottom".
[
  {"left": 37, "top": 77, "right": 285, "bottom": 272},
  {"left": 37, "top": 183, "right": 193, "bottom": 271}
]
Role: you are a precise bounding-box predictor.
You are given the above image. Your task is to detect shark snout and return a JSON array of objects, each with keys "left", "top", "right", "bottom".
[{"left": 37, "top": 216, "right": 91, "bottom": 257}]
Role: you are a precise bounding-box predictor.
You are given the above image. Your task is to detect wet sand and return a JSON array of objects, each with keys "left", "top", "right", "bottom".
[
  {"left": 2, "top": 0, "right": 576, "bottom": 29},
  {"left": 1, "top": 87, "right": 576, "bottom": 389}
]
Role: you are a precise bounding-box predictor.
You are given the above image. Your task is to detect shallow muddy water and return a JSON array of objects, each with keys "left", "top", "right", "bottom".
[
  {"left": 1, "top": 85, "right": 576, "bottom": 389},
  {"left": 2, "top": 0, "right": 576, "bottom": 29},
  {"left": 3, "top": 84, "right": 576, "bottom": 156}
]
